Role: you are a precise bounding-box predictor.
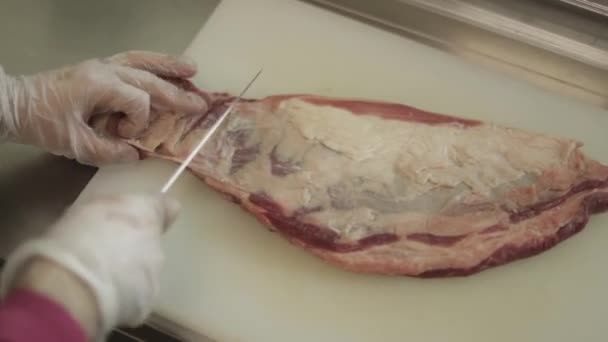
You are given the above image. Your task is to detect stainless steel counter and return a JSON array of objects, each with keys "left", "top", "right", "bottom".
[
  {"left": 304, "top": 0, "right": 608, "bottom": 109},
  {"left": 0, "top": 0, "right": 219, "bottom": 256}
]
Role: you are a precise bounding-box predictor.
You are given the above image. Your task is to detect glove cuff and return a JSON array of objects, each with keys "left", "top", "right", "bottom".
[
  {"left": 0, "top": 66, "right": 18, "bottom": 142},
  {"left": 0, "top": 238, "right": 119, "bottom": 341}
]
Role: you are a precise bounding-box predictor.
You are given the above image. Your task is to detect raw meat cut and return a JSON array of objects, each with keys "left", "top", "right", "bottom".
[{"left": 93, "top": 78, "right": 608, "bottom": 277}]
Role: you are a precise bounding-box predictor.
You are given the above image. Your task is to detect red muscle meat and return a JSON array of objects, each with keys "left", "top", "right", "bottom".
[{"left": 94, "top": 79, "right": 608, "bottom": 277}]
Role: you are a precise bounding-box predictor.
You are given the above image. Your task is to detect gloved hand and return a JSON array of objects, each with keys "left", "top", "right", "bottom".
[
  {"left": 0, "top": 50, "right": 206, "bottom": 166},
  {"left": 0, "top": 193, "right": 180, "bottom": 341}
]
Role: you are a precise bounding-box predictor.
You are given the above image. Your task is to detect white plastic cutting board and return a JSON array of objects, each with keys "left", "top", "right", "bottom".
[{"left": 78, "top": 0, "right": 608, "bottom": 341}]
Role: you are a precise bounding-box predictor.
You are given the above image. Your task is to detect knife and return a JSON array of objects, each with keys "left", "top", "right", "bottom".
[{"left": 160, "top": 68, "right": 263, "bottom": 194}]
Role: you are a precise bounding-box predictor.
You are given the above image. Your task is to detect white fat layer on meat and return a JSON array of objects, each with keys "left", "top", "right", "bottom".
[{"left": 178, "top": 98, "right": 581, "bottom": 240}]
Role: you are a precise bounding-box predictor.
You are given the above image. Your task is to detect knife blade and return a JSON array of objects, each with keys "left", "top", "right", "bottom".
[{"left": 160, "top": 68, "right": 263, "bottom": 194}]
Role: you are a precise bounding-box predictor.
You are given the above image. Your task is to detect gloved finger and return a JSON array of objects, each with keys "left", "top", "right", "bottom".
[
  {"left": 160, "top": 196, "right": 181, "bottom": 232},
  {"left": 73, "top": 132, "right": 139, "bottom": 166},
  {"left": 115, "top": 66, "right": 207, "bottom": 114},
  {"left": 106, "top": 51, "right": 197, "bottom": 78},
  {"left": 124, "top": 194, "right": 180, "bottom": 234},
  {"left": 79, "top": 194, "right": 174, "bottom": 233},
  {"left": 94, "top": 81, "right": 151, "bottom": 138}
]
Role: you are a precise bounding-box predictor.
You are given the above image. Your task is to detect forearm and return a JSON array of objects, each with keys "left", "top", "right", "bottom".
[
  {"left": 7, "top": 257, "right": 101, "bottom": 340},
  {"left": 0, "top": 257, "right": 94, "bottom": 342},
  {"left": 0, "top": 290, "right": 87, "bottom": 342}
]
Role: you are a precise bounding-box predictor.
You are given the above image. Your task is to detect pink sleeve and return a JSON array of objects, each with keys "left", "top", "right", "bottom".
[{"left": 0, "top": 288, "right": 87, "bottom": 342}]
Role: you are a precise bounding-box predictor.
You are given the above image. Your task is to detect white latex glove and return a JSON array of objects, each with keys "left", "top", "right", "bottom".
[
  {"left": 0, "top": 51, "right": 206, "bottom": 166},
  {"left": 0, "top": 193, "right": 180, "bottom": 341}
]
